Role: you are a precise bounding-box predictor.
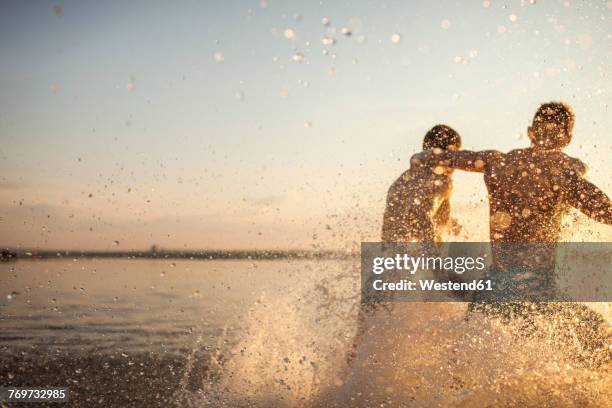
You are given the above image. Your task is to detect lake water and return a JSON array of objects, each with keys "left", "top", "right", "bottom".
[
  {"left": 1, "top": 258, "right": 355, "bottom": 354},
  {"left": 1, "top": 258, "right": 610, "bottom": 407}
]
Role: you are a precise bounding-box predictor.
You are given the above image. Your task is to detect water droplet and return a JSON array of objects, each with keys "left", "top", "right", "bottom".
[
  {"left": 440, "top": 19, "right": 451, "bottom": 30},
  {"left": 491, "top": 211, "right": 512, "bottom": 230},
  {"left": 292, "top": 52, "right": 305, "bottom": 63},
  {"left": 284, "top": 28, "right": 296, "bottom": 40},
  {"left": 340, "top": 27, "right": 352, "bottom": 36},
  {"left": 321, "top": 36, "right": 335, "bottom": 46},
  {"left": 113, "top": 240, "right": 120, "bottom": 246},
  {"left": 391, "top": 33, "right": 401, "bottom": 44},
  {"left": 321, "top": 17, "right": 330, "bottom": 26},
  {"left": 509, "top": 14, "right": 518, "bottom": 22},
  {"left": 213, "top": 51, "right": 225, "bottom": 63},
  {"left": 235, "top": 90, "right": 245, "bottom": 101},
  {"left": 304, "top": 121, "right": 312, "bottom": 128},
  {"left": 293, "top": 13, "right": 302, "bottom": 22},
  {"left": 497, "top": 25, "right": 507, "bottom": 34}
]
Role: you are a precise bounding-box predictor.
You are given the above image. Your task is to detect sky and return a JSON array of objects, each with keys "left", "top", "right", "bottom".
[{"left": 0, "top": 0, "right": 611, "bottom": 250}]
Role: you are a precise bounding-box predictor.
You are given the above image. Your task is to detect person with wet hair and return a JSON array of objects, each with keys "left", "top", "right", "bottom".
[
  {"left": 423, "top": 102, "right": 612, "bottom": 247},
  {"left": 417, "top": 103, "right": 612, "bottom": 366},
  {"left": 381, "top": 124, "right": 462, "bottom": 243},
  {"left": 351, "top": 125, "right": 463, "bottom": 365}
]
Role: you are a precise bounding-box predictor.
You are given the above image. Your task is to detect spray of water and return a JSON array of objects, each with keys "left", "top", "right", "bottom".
[{"left": 175, "top": 259, "right": 610, "bottom": 407}]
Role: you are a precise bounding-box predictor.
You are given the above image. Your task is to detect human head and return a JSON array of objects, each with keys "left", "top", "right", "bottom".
[
  {"left": 528, "top": 102, "right": 574, "bottom": 150},
  {"left": 422, "top": 125, "right": 461, "bottom": 151}
]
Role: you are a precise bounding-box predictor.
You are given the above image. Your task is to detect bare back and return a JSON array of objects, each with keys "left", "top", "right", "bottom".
[
  {"left": 381, "top": 154, "right": 452, "bottom": 242},
  {"left": 483, "top": 148, "right": 585, "bottom": 242},
  {"left": 435, "top": 147, "right": 612, "bottom": 243}
]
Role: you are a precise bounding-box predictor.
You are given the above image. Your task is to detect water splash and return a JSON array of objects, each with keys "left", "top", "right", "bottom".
[{"left": 173, "top": 259, "right": 610, "bottom": 407}]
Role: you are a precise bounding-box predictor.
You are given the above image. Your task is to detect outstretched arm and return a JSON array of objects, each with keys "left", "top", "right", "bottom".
[
  {"left": 563, "top": 173, "right": 612, "bottom": 225},
  {"left": 414, "top": 149, "right": 501, "bottom": 173},
  {"left": 442, "top": 150, "right": 502, "bottom": 172}
]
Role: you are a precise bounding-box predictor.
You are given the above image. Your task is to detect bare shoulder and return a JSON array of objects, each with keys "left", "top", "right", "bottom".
[
  {"left": 388, "top": 168, "right": 412, "bottom": 191},
  {"left": 505, "top": 148, "right": 531, "bottom": 158},
  {"left": 562, "top": 153, "right": 588, "bottom": 176}
]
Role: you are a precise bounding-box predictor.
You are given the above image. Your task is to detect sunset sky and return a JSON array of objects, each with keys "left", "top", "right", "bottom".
[{"left": 1, "top": 0, "right": 611, "bottom": 250}]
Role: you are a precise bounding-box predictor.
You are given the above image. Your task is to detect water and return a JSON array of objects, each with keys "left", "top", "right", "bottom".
[
  {"left": 1, "top": 259, "right": 610, "bottom": 407},
  {"left": 1, "top": 258, "right": 344, "bottom": 353}
]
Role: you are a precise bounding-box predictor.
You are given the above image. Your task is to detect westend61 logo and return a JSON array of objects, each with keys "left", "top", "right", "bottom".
[{"left": 361, "top": 242, "right": 612, "bottom": 303}]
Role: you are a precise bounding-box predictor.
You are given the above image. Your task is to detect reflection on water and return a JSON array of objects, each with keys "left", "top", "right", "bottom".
[
  {"left": 1, "top": 258, "right": 611, "bottom": 407},
  {"left": 0, "top": 258, "right": 336, "bottom": 354}
]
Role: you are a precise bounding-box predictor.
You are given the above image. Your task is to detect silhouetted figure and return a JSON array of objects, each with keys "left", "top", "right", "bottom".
[
  {"left": 381, "top": 124, "right": 462, "bottom": 243},
  {"left": 451, "top": 102, "right": 610, "bottom": 240},
  {"left": 419, "top": 102, "right": 612, "bottom": 268},
  {"left": 418, "top": 102, "right": 612, "bottom": 366},
  {"left": 351, "top": 125, "right": 463, "bottom": 365}
]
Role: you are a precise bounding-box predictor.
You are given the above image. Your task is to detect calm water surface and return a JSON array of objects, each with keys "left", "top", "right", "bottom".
[{"left": 1, "top": 258, "right": 343, "bottom": 354}]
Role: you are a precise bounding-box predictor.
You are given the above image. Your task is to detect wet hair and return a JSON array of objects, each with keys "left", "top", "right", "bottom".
[
  {"left": 530, "top": 102, "right": 574, "bottom": 149},
  {"left": 422, "top": 125, "right": 461, "bottom": 150}
]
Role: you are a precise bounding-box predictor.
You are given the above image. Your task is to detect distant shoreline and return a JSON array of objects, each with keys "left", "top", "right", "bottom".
[{"left": 1, "top": 248, "right": 357, "bottom": 261}]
